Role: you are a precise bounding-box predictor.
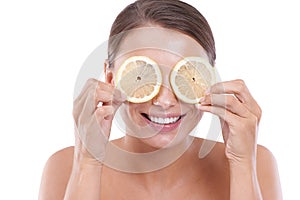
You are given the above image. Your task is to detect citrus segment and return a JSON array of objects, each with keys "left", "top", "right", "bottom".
[
  {"left": 170, "top": 57, "right": 215, "bottom": 104},
  {"left": 116, "top": 56, "right": 162, "bottom": 103}
]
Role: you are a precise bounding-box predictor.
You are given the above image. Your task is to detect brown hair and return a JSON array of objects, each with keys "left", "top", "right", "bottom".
[{"left": 108, "top": 0, "right": 216, "bottom": 67}]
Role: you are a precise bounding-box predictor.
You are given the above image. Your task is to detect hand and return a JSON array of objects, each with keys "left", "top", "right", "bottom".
[
  {"left": 72, "top": 78, "right": 125, "bottom": 166},
  {"left": 198, "top": 79, "right": 262, "bottom": 164}
]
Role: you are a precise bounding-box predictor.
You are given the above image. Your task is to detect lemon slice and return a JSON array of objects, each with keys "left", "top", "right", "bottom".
[
  {"left": 116, "top": 56, "right": 162, "bottom": 103},
  {"left": 170, "top": 57, "right": 216, "bottom": 104}
]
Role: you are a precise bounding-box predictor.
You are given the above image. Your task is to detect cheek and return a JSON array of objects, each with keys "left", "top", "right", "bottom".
[
  {"left": 192, "top": 109, "right": 204, "bottom": 124},
  {"left": 127, "top": 103, "right": 139, "bottom": 117},
  {"left": 182, "top": 108, "right": 203, "bottom": 130},
  {"left": 125, "top": 102, "right": 148, "bottom": 126},
  {"left": 195, "top": 109, "right": 204, "bottom": 120}
]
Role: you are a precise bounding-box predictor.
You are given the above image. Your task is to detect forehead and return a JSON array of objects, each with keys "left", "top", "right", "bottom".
[{"left": 113, "top": 26, "right": 208, "bottom": 69}]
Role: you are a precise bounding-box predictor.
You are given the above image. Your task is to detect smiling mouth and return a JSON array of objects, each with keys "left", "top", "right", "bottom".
[{"left": 141, "top": 113, "right": 183, "bottom": 125}]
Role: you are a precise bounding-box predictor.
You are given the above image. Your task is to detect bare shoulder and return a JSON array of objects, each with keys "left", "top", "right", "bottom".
[
  {"left": 39, "top": 146, "right": 74, "bottom": 200},
  {"left": 256, "top": 144, "right": 283, "bottom": 199},
  {"left": 256, "top": 144, "right": 280, "bottom": 174},
  {"left": 208, "top": 141, "right": 282, "bottom": 199}
]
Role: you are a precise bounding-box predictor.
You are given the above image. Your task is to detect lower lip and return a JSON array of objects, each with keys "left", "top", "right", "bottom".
[{"left": 143, "top": 115, "right": 183, "bottom": 133}]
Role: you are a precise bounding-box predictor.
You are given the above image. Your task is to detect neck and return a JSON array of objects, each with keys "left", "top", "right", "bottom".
[
  {"left": 106, "top": 136, "right": 204, "bottom": 190},
  {"left": 104, "top": 135, "right": 195, "bottom": 173},
  {"left": 137, "top": 138, "right": 204, "bottom": 192}
]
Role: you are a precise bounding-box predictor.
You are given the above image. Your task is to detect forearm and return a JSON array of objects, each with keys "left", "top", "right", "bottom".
[
  {"left": 229, "top": 161, "right": 263, "bottom": 200},
  {"left": 64, "top": 164, "right": 102, "bottom": 200}
]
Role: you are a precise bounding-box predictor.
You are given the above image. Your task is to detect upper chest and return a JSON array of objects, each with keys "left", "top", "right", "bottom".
[{"left": 100, "top": 165, "right": 230, "bottom": 200}]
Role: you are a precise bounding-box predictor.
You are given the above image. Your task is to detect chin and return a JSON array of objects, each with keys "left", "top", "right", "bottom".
[{"left": 139, "top": 129, "right": 190, "bottom": 150}]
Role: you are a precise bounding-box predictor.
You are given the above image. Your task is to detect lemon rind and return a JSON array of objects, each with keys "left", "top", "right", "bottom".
[
  {"left": 116, "top": 56, "right": 162, "bottom": 103},
  {"left": 170, "top": 56, "right": 216, "bottom": 104}
]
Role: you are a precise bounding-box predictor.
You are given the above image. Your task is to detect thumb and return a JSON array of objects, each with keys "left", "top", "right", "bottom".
[{"left": 219, "top": 118, "right": 229, "bottom": 143}]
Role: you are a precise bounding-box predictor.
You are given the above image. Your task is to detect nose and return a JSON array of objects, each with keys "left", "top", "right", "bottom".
[{"left": 152, "top": 85, "right": 177, "bottom": 109}]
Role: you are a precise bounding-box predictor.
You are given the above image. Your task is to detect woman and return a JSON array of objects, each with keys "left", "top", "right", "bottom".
[{"left": 39, "top": 0, "right": 282, "bottom": 199}]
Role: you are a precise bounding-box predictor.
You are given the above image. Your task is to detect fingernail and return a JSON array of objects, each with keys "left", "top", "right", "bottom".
[
  {"left": 195, "top": 103, "right": 201, "bottom": 109},
  {"left": 199, "top": 97, "right": 205, "bottom": 103}
]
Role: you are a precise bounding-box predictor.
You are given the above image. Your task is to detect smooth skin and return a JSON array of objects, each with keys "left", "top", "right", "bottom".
[{"left": 39, "top": 27, "right": 282, "bottom": 200}]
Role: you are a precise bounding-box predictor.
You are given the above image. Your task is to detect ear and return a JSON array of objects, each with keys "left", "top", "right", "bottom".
[{"left": 104, "top": 59, "right": 115, "bottom": 85}]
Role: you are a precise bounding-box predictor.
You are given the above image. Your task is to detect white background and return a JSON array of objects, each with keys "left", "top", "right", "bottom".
[{"left": 0, "top": 0, "right": 299, "bottom": 199}]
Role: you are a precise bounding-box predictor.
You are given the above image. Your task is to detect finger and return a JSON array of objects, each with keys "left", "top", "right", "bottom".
[
  {"left": 97, "top": 81, "right": 115, "bottom": 93},
  {"left": 73, "top": 79, "right": 99, "bottom": 116},
  {"left": 76, "top": 114, "right": 109, "bottom": 162},
  {"left": 200, "top": 94, "right": 250, "bottom": 118},
  {"left": 208, "top": 79, "right": 261, "bottom": 121},
  {"left": 197, "top": 104, "right": 239, "bottom": 124},
  {"left": 209, "top": 79, "right": 256, "bottom": 103},
  {"left": 112, "top": 88, "right": 127, "bottom": 104},
  {"left": 97, "top": 88, "right": 126, "bottom": 105},
  {"left": 219, "top": 118, "right": 230, "bottom": 141},
  {"left": 95, "top": 106, "right": 115, "bottom": 139},
  {"left": 77, "top": 104, "right": 114, "bottom": 141},
  {"left": 75, "top": 78, "right": 98, "bottom": 102},
  {"left": 95, "top": 81, "right": 114, "bottom": 106},
  {"left": 95, "top": 90, "right": 126, "bottom": 114},
  {"left": 95, "top": 90, "right": 114, "bottom": 106},
  {"left": 96, "top": 83, "right": 126, "bottom": 106},
  {"left": 77, "top": 92, "right": 97, "bottom": 124},
  {"left": 94, "top": 105, "right": 115, "bottom": 122}
]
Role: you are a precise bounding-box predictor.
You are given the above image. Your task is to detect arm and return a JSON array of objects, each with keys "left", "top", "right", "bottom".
[
  {"left": 63, "top": 79, "right": 124, "bottom": 200},
  {"left": 229, "top": 160, "right": 262, "bottom": 200},
  {"left": 256, "top": 145, "right": 283, "bottom": 200},
  {"left": 229, "top": 145, "right": 282, "bottom": 200},
  {"left": 39, "top": 78, "right": 124, "bottom": 200},
  {"left": 198, "top": 79, "right": 282, "bottom": 200},
  {"left": 64, "top": 163, "right": 103, "bottom": 200}
]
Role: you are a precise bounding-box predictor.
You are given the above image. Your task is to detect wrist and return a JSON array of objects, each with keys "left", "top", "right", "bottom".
[
  {"left": 65, "top": 162, "right": 103, "bottom": 200},
  {"left": 229, "top": 159, "right": 256, "bottom": 170},
  {"left": 227, "top": 151, "right": 256, "bottom": 169},
  {"left": 229, "top": 160, "right": 262, "bottom": 200},
  {"left": 73, "top": 148, "right": 104, "bottom": 168},
  {"left": 229, "top": 159, "right": 257, "bottom": 181},
  {"left": 72, "top": 159, "right": 103, "bottom": 173}
]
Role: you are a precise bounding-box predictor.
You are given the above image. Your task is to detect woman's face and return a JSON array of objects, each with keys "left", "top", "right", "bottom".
[{"left": 108, "top": 26, "right": 209, "bottom": 151}]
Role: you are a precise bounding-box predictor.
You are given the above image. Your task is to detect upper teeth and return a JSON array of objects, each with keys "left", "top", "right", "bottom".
[{"left": 149, "top": 116, "right": 180, "bottom": 124}]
